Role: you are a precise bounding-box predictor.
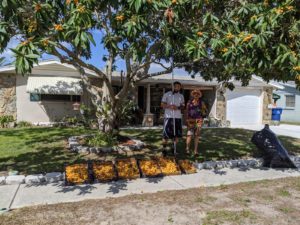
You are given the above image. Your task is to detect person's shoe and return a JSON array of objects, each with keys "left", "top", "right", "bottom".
[{"left": 185, "top": 148, "right": 191, "bottom": 155}]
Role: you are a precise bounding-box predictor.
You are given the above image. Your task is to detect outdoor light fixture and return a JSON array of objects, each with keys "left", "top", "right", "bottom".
[
  {"left": 72, "top": 102, "right": 80, "bottom": 111},
  {"left": 147, "top": 117, "right": 152, "bottom": 122}
]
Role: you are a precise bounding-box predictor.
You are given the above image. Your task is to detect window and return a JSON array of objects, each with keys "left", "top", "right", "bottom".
[
  {"left": 30, "top": 93, "right": 41, "bottom": 102},
  {"left": 41, "top": 94, "right": 71, "bottom": 101},
  {"left": 285, "top": 95, "right": 295, "bottom": 108},
  {"left": 30, "top": 94, "right": 81, "bottom": 102}
]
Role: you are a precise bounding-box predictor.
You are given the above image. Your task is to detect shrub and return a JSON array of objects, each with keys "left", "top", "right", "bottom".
[
  {"left": 59, "top": 115, "right": 83, "bottom": 127},
  {"left": 118, "top": 99, "right": 139, "bottom": 126},
  {"left": 87, "top": 132, "right": 117, "bottom": 147},
  {"left": 80, "top": 104, "right": 96, "bottom": 127},
  {"left": 0, "top": 115, "right": 15, "bottom": 128},
  {"left": 17, "top": 121, "right": 32, "bottom": 128}
]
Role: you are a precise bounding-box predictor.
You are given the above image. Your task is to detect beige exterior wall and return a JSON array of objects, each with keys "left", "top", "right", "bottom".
[
  {"left": 0, "top": 73, "right": 16, "bottom": 118},
  {"left": 216, "top": 88, "right": 226, "bottom": 121},
  {"left": 16, "top": 75, "right": 80, "bottom": 123},
  {"left": 262, "top": 87, "right": 273, "bottom": 124}
]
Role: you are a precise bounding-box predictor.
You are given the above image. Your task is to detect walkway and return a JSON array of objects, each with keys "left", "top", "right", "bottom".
[
  {"left": 232, "top": 124, "right": 300, "bottom": 139},
  {"left": 1, "top": 167, "right": 299, "bottom": 210}
]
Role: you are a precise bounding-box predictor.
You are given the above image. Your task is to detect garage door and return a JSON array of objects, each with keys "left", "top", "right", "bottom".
[{"left": 226, "top": 89, "right": 262, "bottom": 125}]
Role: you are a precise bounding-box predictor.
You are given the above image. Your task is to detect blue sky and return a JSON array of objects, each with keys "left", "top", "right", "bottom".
[{"left": 0, "top": 31, "right": 189, "bottom": 75}]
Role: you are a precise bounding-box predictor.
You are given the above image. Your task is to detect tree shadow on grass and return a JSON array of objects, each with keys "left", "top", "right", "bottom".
[
  {"left": 0, "top": 146, "right": 88, "bottom": 175},
  {"left": 0, "top": 127, "right": 96, "bottom": 174},
  {"left": 1, "top": 127, "right": 299, "bottom": 175}
]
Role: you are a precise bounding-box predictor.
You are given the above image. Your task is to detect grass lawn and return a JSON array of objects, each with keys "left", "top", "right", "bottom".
[
  {"left": 0, "top": 127, "right": 96, "bottom": 175},
  {"left": 0, "top": 127, "right": 300, "bottom": 175},
  {"left": 281, "top": 121, "right": 300, "bottom": 126},
  {"left": 1, "top": 177, "right": 300, "bottom": 225}
]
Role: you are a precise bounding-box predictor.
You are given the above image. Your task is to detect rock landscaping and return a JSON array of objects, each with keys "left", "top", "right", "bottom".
[
  {"left": 68, "top": 135, "right": 145, "bottom": 154},
  {"left": 0, "top": 172, "right": 63, "bottom": 185},
  {"left": 25, "top": 174, "right": 45, "bottom": 185}
]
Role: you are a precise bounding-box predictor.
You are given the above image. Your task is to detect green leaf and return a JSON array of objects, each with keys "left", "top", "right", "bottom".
[
  {"left": 26, "top": 54, "right": 39, "bottom": 59},
  {"left": 10, "top": 48, "right": 23, "bottom": 56},
  {"left": 87, "top": 32, "right": 96, "bottom": 46},
  {"left": 2, "top": 0, "right": 7, "bottom": 7},
  {"left": 281, "top": 52, "right": 290, "bottom": 64},
  {"left": 258, "top": 60, "right": 263, "bottom": 69}
]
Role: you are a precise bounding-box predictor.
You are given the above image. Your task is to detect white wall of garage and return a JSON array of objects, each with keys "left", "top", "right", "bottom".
[{"left": 226, "top": 88, "right": 263, "bottom": 125}]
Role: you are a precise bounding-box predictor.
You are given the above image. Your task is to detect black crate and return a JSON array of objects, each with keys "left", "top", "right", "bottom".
[
  {"left": 115, "top": 158, "right": 141, "bottom": 180},
  {"left": 64, "top": 162, "right": 92, "bottom": 186},
  {"left": 91, "top": 160, "right": 118, "bottom": 183},
  {"left": 137, "top": 159, "right": 163, "bottom": 178}
]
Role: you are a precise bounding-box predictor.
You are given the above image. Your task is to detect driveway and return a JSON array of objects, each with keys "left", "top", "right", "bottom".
[{"left": 232, "top": 124, "right": 300, "bottom": 139}]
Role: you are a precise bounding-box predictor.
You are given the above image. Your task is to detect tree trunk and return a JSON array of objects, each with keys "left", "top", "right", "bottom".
[{"left": 97, "top": 81, "right": 118, "bottom": 134}]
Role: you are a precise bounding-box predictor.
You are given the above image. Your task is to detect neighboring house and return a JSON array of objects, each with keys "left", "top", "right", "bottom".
[
  {"left": 274, "top": 81, "right": 300, "bottom": 123},
  {"left": 0, "top": 60, "right": 281, "bottom": 126}
]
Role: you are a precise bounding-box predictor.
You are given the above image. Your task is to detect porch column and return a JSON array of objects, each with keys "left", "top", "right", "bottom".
[
  {"left": 146, "top": 83, "right": 151, "bottom": 114},
  {"left": 142, "top": 83, "right": 154, "bottom": 127}
]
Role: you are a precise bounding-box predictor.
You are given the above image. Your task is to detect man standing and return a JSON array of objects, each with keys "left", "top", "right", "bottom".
[{"left": 161, "top": 81, "right": 185, "bottom": 156}]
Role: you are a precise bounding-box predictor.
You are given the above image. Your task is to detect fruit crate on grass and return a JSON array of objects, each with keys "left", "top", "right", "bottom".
[
  {"left": 138, "top": 159, "right": 163, "bottom": 178},
  {"left": 115, "top": 158, "right": 140, "bottom": 180},
  {"left": 65, "top": 163, "right": 91, "bottom": 185},
  {"left": 92, "top": 161, "right": 117, "bottom": 183},
  {"left": 178, "top": 160, "right": 197, "bottom": 174},
  {"left": 156, "top": 157, "right": 181, "bottom": 176}
]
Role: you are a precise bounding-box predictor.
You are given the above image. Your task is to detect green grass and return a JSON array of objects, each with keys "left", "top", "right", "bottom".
[
  {"left": 277, "top": 206, "right": 296, "bottom": 214},
  {"left": 122, "top": 128, "right": 300, "bottom": 161},
  {"left": 0, "top": 127, "right": 299, "bottom": 175},
  {"left": 277, "top": 189, "right": 291, "bottom": 197},
  {"left": 203, "top": 209, "right": 257, "bottom": 225},
  {"left": 281, "top": 121, "right": 300, "bottom": 126},
  {"left": 0, "top": 127, "right": 96, "bottom": 174}
]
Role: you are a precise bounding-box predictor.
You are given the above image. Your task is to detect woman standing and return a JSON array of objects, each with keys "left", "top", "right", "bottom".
[{"left": 186, "top": 89, "right": 207, "bottom": 157}]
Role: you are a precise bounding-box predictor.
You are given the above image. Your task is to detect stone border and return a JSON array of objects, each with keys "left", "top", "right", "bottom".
[
  {"left": 0, "top": 172, "right": 63, "bottom": 185},
  {"left": 194, "top": 156, "right": 300, "bottom": 170},
  {"left": 68, "top": 135, "right": 145, "bottom": 154},
  {"left": 1, "top": 156, "right": 298, "bottom": 186},
  {"left": 194, "top": 158, "right": 264, "bottom": 170}
]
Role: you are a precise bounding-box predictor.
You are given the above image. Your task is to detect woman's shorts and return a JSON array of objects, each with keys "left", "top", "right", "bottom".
[
  {"left": 163, "top": 118, "right": 183, "bottom": 139},
  {"left": 187, "top": 119, "right": 203, "bottom": 136}
]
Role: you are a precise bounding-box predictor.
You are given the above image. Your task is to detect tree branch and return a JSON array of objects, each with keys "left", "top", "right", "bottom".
[
  {"left": 137, "top": 68, "right": 173, "bottom": 82},
  {"left": 56, "top": 43, "right": 106, "bottom": 78},
  {"left": 55, "top": 43, "right": 116, "bottom": 101},
  {"left": 152, "top": 61, "right": 170, "bottom": 70},
  {"left": 50, "top": 48, "right": 103, "bottom": 107}
]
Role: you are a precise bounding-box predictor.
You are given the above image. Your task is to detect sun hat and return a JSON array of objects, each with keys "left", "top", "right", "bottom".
[{"left": 191, "top": 89, "right": 202, "bottom": 97}]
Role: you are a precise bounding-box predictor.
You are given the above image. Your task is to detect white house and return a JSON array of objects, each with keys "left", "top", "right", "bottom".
[{"left": 0, "top": 60, "right": 282, "bottom": 126}]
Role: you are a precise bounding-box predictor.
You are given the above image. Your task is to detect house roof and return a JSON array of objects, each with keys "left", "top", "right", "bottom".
[
  {"left": 141, "top": 73, "right": 283, "bottom": 89},
  {"left": 273, "top": 81, "right": 296, "bottom": 88},
  {"left": 0, "top": 59, "right": 283, "bottom": 89},
  {"left": 0, "top": 59, "right": 98, "bottom": 77},
  {"left": 27, "top": 76, "right": 82, "bottom": 95}
]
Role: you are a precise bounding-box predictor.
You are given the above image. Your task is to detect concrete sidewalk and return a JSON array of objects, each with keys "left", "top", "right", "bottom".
[
  {"left": 232, "top": 124, "right": 300, "bottom": 139},
  {"left": 0, "top": 167, "right": 299, "bottom": 210}
]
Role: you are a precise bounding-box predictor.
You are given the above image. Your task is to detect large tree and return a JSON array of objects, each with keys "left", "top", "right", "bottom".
[{"left": 0, "top": 0, "right": 299, "bottom": 133}]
